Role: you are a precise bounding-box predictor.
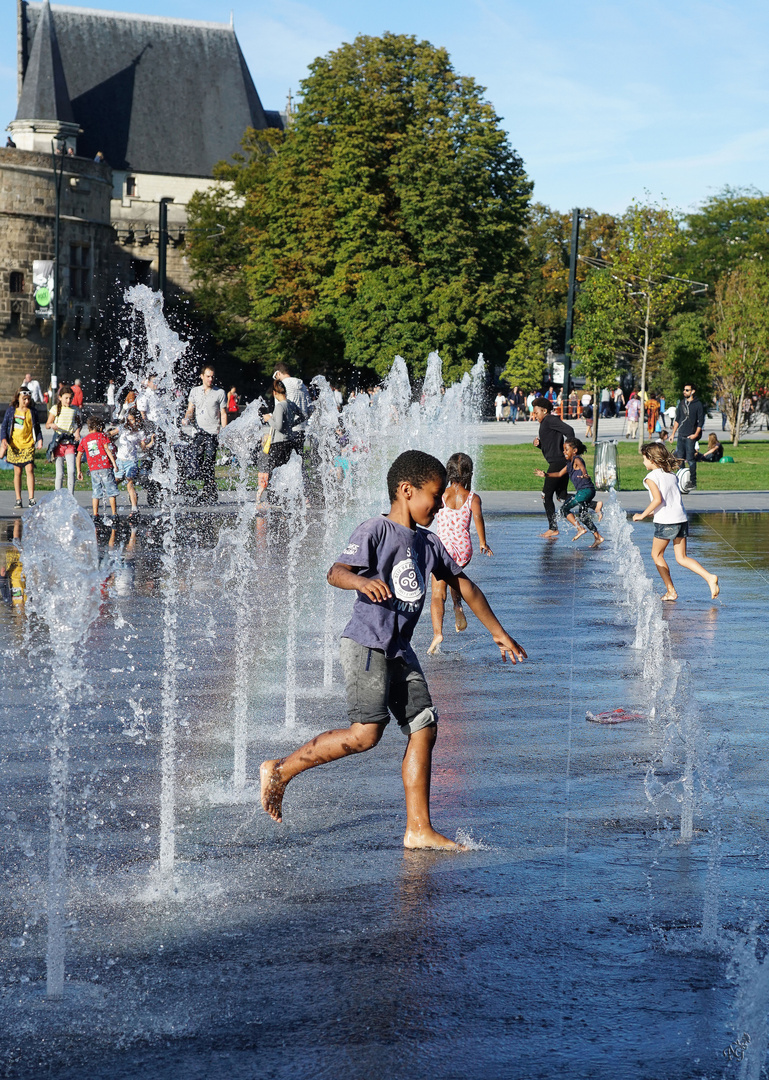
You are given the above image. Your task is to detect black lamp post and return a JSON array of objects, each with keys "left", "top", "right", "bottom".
[
  {"left": 157, "top": 197, "right": 173, "bottom": 297},
  {"left": 50, "top": 137, "right": 67, "bottom": 393}
]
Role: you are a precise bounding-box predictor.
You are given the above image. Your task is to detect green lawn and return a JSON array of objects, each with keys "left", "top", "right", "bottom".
[{"left": 477, "top": 440, "right": 769, "bottom": 491}]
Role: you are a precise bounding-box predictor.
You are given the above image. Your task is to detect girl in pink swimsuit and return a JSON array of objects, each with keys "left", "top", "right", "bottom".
[{"left": 428, "top": 452, "right": 492, "bottom": 654}]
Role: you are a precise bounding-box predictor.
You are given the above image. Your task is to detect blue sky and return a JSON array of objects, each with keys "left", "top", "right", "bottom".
[{"left": 2, "top": 0, "right": 768, "bottom": 215}]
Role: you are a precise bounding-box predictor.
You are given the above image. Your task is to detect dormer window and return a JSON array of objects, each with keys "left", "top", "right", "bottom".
[{"left": 125, "top": 175, "right": 137, "bottom": 197}]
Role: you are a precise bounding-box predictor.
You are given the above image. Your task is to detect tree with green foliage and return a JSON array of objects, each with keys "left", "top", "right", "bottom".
[
  {"left": 571, "top": 269, "right": 625, "bottom": 395},
  {"left": 187, "top": 33, "right": 532, "bottom": 383},
  {"left": 677, "top": 186, "right": 769, "bottom": 286},
  {"left": 521, "top": 204, "right": 620, "bottom": 350},
  {"left": 656, "top": 311, "right": 711, "bottom": 406},
  {"left": 501, "top": 321, "right": 547, "bottom": 390},
  {"left": 709, "top": 261, "right": 769, "bottom": 446}
]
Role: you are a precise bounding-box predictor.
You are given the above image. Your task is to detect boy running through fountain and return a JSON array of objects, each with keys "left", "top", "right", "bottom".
[{"left": 260, "top": 450, "right": 526, "bottom": 849}]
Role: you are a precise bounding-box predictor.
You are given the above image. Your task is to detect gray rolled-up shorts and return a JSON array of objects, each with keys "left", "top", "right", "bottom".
[
  {"left": 653, "top": 520, "right": 689, "bottom": 540},
  {"left": 339, "top": 637, "right": 438, "bottom": 735}
]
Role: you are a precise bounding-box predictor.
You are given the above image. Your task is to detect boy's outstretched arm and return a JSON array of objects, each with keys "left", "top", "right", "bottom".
[
  {"left": 327, "top": 561, "right": 392, "bottom": 603},
  {"left": 448, "top": 572, "right": 527, "bottom": 663}
]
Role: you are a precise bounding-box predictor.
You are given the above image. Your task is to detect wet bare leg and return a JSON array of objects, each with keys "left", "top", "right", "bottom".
[
  {"left": 672, "top": 538, "right": 719, "bottom": 598},
  {"left": 651, "top": 537, "right": 677, "bottom": 599},
  {"left": 402, "top": 725, "right": 463, "bottom": 850},
  {"left": 260, "top": 722, "right": 384, "bottom": 822},
  {"left": 451, "top": 585, "right": 467, "bottom": 632},
  {"left": 428, "top": 575, "right": 446, "bottom": 654}
]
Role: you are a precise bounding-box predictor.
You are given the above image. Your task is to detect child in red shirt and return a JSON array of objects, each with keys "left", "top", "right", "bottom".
[{"left": 76, "top": 416, "right": 118, "bottom": 518}]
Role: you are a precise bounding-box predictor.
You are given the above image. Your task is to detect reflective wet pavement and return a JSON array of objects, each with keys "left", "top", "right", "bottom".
[{"left": 0, "top": 509, "right": 767, "bottom": 1079}]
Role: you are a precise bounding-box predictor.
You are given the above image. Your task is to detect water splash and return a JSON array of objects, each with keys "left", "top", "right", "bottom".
[{"left": 21, "top": 491, "right": 103, "bottom": 1000}]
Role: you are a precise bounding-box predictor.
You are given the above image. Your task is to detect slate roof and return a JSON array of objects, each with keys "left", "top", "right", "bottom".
[
  {"left": 19, "top": 2, "right": 282, "bottom": 176},
  {"left": 15, "top": 1, "right": 76, "bottom": 125}
]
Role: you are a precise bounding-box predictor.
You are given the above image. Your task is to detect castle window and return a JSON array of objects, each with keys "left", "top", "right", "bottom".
[
  {"left": 125, "top": 175, "right": 137, "bottom": 197},
  {"left": 10, "top": 272, "right": 24, "bottom": 293},
  {"left": 69, "top": 245, "right": 90, "bottom": 300}
]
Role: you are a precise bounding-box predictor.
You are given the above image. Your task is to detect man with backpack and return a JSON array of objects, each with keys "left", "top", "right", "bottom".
[{"left": 671, "top": 383, "right": 704, "bottom": 490}]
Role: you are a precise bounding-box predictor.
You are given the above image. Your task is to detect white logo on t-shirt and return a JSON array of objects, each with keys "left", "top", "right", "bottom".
[
  {"left": 391, "top": 549, "right": 424, "bottom": 605},
  {"left": 342, "top": 543, "right": 359, "bottom": 555}
]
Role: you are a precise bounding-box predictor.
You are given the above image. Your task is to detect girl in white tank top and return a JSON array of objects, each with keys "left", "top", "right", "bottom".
[{"left": 632, "top": 442, "right": 719, "bottom": 602}]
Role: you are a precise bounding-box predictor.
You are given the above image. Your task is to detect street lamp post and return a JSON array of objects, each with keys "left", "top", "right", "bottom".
[
  {"left": 157, "top": 197, "right": 173, "bottom": 298},
  {"left": 562, "top": 207, "right": 581, "bottom": 416},
  {"left": 50, "top": 138, "right": 67, "bottom": 395}
]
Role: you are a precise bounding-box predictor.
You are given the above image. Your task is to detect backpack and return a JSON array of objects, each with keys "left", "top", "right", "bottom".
[{"left": 677, "top": 465, "right": 693, "bottom": 494}]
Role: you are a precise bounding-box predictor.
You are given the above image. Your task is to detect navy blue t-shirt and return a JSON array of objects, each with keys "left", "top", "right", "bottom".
[{"left": 338, "top": 515, "right": 463, "bottom": 660}]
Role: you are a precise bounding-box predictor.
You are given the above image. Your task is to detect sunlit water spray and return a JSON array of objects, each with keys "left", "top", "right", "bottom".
[
  {"left": 122, "top": 286, "right": 189, "bottom": 890},
  {"left": 21, "top": 492, "right": 104, "bottom": 999},
  {"left": 218, "top": 401, "right": 265, "bottom": 789}
]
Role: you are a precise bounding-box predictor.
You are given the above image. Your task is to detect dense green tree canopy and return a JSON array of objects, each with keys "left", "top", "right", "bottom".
[
  {"left": 501, "top": 321, "right": 547, "bottom": 390},
  {"left": 677, "top": 186, "right": 769, "bottom": 286},
  {"left": 187, "top": 33, "right": 532, "bottom": 383}
]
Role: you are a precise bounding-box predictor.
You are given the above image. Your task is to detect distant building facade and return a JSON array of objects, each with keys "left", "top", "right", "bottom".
[{"left": 1, "top": 0, "right": 282, "bottom": 398}]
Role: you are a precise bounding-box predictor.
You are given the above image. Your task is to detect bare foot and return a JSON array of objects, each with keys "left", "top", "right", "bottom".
[
  {"left": 571, "top": 528, "right": 587, "bottom": 542},
  {"left": 427, "top": 634, "right": 443, "bottom": 655},
  {"left": 539, "top": 529, "right": 559, "bottom": 539},
  {"left": 708, "top": 575, "right": 720, "bottom": 599},
  {"left": 590, "top": 534, "right": 605, "bottom": 548},
  {"left": 403, "top": 827, "right": 465, "bottom": 850},
  {"left": 661, "top": 591, "right": 678, "bottom": 602},
  {"left": 260, "top": 759, "right": 287, "bottom": 822},
  {"left": 454, "top": 607, "right": 467, "bottom": 632}
]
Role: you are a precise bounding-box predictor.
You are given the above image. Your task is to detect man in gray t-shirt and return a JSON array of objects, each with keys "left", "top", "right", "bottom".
[{"left": 184, "top": 365, "right": 227, "bottom": 503}]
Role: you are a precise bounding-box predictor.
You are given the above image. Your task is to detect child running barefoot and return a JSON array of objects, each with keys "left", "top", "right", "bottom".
[
  {"left": 428, "top": 452, "right": 492, "bottom": 654},
  {"left": 260, "top": 450, "right": 526, "bottom": 850},
  {"left": 632, "top": 442, "right": 719, "bottom": 601},
  {"left": 535, "top": 438, "right": 604, "bottom": 547}
]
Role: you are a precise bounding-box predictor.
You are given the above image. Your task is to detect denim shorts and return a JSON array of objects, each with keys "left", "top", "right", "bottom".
[
  {"left": 654, "top": 520, "right": 689, "bottom": 540},
  {"left": 90, "top": 468, "right": 118, "bottom": 499},
  {"left": 339, "top": 637, "right": 437, "bottom": 735},
  {"left": 115, "top": 458, "right": 138, "bottom": 482}
]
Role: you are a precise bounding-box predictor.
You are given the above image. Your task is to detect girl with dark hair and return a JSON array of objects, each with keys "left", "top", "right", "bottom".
[
  {"left": 45, "top": 385, "right": 82, "bottom": 494},
  {"left": 535, "top": 437, "right": 604, "bottom": 546},
  {"left": 0, "top": 388, "right": 44, "bottom": 507},
  {"left": 428, "top": 453, "right": 492, "bottom": 654},
  {"left": 632, "top": 442, "right": 719, "bottom": 601}
]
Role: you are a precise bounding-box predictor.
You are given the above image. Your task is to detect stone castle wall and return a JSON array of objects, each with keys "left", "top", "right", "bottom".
[{"left": 0, "top": 148, "right": 115, "bottom": 399}]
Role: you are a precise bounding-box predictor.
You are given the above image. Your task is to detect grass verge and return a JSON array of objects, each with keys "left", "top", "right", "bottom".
[{"left": 477, "top": 441, "right": 769, "bottom": 491}]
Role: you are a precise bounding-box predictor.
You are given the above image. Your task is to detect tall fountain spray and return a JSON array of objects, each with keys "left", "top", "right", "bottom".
[
  {"left": 269, "top": 453, "right": 309, "bottom": 727},
  {"left": 21, "top": 492, "right": 104, "bottom": 999},
  {"left": 121, "top": 286, "right": 189, "bottom": 887},
  {"left": 218, "top": 401, "right": 265, "bottom": 789}
]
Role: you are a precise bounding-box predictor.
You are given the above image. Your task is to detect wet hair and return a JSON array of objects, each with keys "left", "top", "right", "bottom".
[
  {"left": 124, "top": 407, "right": 143, "bottom": 427},
  {"left": 87, "top": 414, "right": 104, "bottom": 432},
  {"left": 564, "top": 437, "right": 587, "bottom": 456},
  {"left": 531, "top": 397, "right": 552, "bottom": 413},
  {"left": 387, "top": 450, "right": 446, "bottom": 503},
  {"left": 640, "top": 441, "right": 680, "bottom": 473},
  {"left": 272, "top": 379, "right": 286, "bottom": 396},
  {"left": 446, "top": 452, "right": 473, "bottom": 489},
  {"left": 200, "top": 364, "right": 215, "bottom": 376}
]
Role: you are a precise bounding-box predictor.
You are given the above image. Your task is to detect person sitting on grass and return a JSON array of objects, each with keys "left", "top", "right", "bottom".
[
  {"left": 260, "top": 449, "right": 527, "bottom": 850},
  {"left": 696, "top": 433, "right": 724, "bottom": 463},
  {"left": 76, "top": 415, "right": 119, "bottom": 520},
  {"left": 0, "top": 388, "right": 43, "bottom": 508}
]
